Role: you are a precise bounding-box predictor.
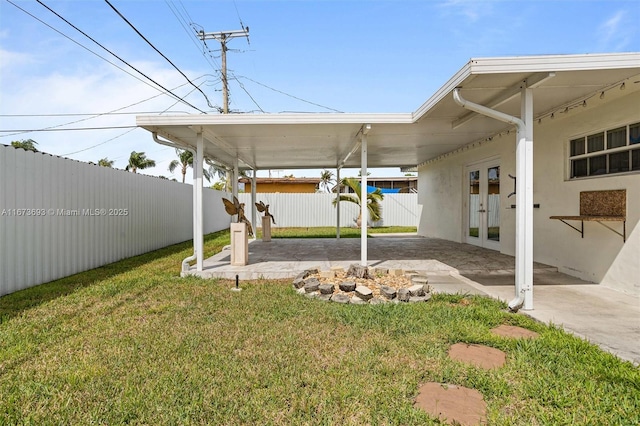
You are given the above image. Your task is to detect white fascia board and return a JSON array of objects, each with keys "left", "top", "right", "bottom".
[
  {"left": 137, "top": 112, "right": 413, "bottom": 127},
  {"left": 411, "top": 52, "right": 640, "bottom": 122},
  {"left": 468, "top": 52, "right": 640, "bottom": 74},
  {"left": 412, "top": 61, "right": 473, "bottom": 121}
]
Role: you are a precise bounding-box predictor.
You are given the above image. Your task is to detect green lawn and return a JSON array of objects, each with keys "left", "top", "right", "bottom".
[{"left": 1, "top": 229, "right": 638, "bottom": 425}]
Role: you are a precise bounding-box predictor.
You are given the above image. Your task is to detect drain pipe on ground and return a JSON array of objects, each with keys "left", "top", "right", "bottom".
[
  {"left": 152, "top": 132, "right": 198, "bottom": 273},
  {"left": 452, "top": 88, "right": 532, "bottom": 312}
]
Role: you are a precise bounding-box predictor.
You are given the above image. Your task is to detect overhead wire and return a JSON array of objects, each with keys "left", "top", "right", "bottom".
[
  {"left": 31, "top": 0, "right": 208, "bottom": 113},
  {"left": 59, "top": 81, "right": 207, "bottom": 157},
  {"left": 104, "top": 0, "right": 218, "bottom": 110},
  {"left": 165, "top": 0, "right": 220, "bottom": 73},
  {"left": 5, "top": 0, "right": 181, "bottom": 107},
  {"left": 235, "top": 74, "right": 344, "bottom": 113},
  {"left": 0, "top": 76, "right": 213, "bottom": 138}
]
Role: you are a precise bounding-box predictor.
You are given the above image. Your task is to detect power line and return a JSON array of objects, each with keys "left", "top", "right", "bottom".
[
  {"left": 58, "top": 83, "right": 205, "bottom": 157},
  {"left": 0, "top": 77, "right": 211, "bottom": 138},
  {"left": 165, "top": 0, "right": 221, "bottom": 72},
  {"left": 235, "top": 74, "right": 344, "bottom": 113},
  {"left": 5, "top": 0, "right": 177, "bottom": 105},
  {"left": 61, "top": 128, "right": 137, "bottom": 156},
  {"left": 32, "top": 0, "right": 208, "bottom": 114},
  {"left": 0, "top": 111, "right": 191, "bottom": 117},
  {"left": 0, "top": 126, "right": 137, "bottom": 133},
  {"left": 104, "top": 0, "right": 218, "bottom": 110}
]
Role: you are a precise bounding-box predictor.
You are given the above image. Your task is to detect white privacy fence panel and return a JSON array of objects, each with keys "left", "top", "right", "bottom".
[
  {"left": 0, "top": 146, "right": 230, "bottom": 297},
  {"left": 237, "top": 193, "right": 419, "bottom": 228}
]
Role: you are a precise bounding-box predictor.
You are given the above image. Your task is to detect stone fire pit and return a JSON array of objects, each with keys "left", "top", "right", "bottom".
[{"left": 292, "top": 264, "right": 431, "bottom": 304}]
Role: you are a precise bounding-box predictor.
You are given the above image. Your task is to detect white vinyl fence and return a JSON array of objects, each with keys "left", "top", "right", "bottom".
[
  {"left": 0, "top": 145, "right": 230, "bottom": 297},
  {"left": 238, "top": 192, "right": 419, "bottom": 228}
]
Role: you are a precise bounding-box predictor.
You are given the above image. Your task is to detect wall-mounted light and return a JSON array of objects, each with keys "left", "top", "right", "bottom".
[
  {"left": 620, "top": 82, "right": 626, "bottom": 90},
  {"left": 600, "top": 91, "right": 605, "bottom": 99},
  {"left": 583, "top": 100, "right": 587, "bottom": 107}
]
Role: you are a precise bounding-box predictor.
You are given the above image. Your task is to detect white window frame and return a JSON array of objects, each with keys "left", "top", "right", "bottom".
[{"left": 568, "top": 121, "right": 640, "bottom": 180}]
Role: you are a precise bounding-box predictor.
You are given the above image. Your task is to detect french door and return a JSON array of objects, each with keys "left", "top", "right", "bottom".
[{"left": 465, "top": 159, "right": 501, "bottom": 250}]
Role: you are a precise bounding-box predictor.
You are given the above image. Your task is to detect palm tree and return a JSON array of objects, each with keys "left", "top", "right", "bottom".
[
  {"left": 98, "top": 157, "right": 114, "bottom": 167},
  {"left": 11, "top": 139, "right": 38, "bottom": 152},
  {"left": 332, "top": 177, "right": 384, "bottom": 226},
  {"left": 168, "top": 149, "right": 193, "bottom": 183},
  {"left": 125, "top": 151, "right": 156, "bottom": 173},
  {"left": 168, "top": 149, "right": 215, "bottom": 183},
  {"left": 319, "top": 169, "right": 335, "bottom": 193}
]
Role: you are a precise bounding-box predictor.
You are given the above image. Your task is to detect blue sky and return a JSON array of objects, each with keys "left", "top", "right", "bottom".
[{"left": 1, "top": 0, "right": 638, "bottom": 181}]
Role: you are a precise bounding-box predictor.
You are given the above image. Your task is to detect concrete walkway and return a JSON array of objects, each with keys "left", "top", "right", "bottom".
[{"left": 186, "top": 236, "right": 640, "bottom": 365}]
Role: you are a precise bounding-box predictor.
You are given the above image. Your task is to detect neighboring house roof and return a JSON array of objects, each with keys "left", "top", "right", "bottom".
[
  {"left": 239, "top": 177, "right": 322, "bottom": 185},
  {"left": 138, "top": 52, "right": 640, "bottom": 171}
]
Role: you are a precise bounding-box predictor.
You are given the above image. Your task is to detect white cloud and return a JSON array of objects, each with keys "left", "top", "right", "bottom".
[
  {"left": 438, "top": 0, "right": 496, "bottom": 23},
  {"left": 0, "top": 55, "right": 216, "bottom": 181},
  {"left": 596, "top": 10, "right": 634, "bottom": 51}
]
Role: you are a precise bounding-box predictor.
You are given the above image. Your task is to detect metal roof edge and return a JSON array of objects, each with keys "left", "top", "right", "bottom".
[
  {"left": 137, "top": 112, "right": 414, "bottom": 126},
  {"left": 412, "top": 60, "right": 473, "bottom": 121},
  {"left": 411, "top": 52, "right": 640, "bottom": 122},
  {"left": 467, "top": 52, "right": 640, "bottom": 74}
]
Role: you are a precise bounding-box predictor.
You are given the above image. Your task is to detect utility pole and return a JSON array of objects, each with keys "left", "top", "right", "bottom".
[{"left": 198, "top": 29, "right": 249, "bottom": 114}]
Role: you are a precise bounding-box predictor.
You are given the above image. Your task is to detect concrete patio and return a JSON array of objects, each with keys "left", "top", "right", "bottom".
[{"left": 185, "top": 236, "right": 640, "bottom": 365}]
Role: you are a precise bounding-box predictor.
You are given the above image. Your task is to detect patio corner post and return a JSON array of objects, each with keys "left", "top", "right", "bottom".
[
  {"left": 232, "top": 158, "right": 239, "bottom": 199},
  {"left": 251, "top": 171, "right": 257, "bottom": 237},
  {"left": 196, "top": 130, "right": 204, "bottom": 272},
  {"left": 336, "top": 167, "right": 341, "bottom": 239},
  {"left": 360, "top": 124, "right": 371, "bottom": 266},
  {"left": 453, "top": 88, "right": 534, "bottom": 311},
  {"left": 520, "top": 87, "right": 534, "bottom": 310}
]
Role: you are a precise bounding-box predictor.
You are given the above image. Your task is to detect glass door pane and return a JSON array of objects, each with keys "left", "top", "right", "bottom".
[
  {"left": 468, "top": 170, "right": 480, "bottom": 238},
  {"left": 487, "top": 166, "right": 500, "bottom": 242}
]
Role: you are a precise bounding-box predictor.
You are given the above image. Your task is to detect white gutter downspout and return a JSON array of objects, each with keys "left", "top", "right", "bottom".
[
  {"left": 453, "top": 88, "right": 534, "bottom": 312},
  {"left": 152, "top": 132, "right": 198, "bottom": 273}
]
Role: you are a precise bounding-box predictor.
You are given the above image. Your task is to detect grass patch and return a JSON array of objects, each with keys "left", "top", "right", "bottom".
[
  {"left": 258, "top": 226, "right": 417, "bottom": 239},
  {"left": 1, "top": 229, "right": 638, "bottom": 424}
]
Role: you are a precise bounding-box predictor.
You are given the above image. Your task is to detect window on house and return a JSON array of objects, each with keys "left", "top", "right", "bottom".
[{"left": 569, "top": 122, "right": 640, "bottom": 179}]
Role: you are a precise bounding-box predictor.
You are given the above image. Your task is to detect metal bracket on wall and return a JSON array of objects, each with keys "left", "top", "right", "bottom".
[{"left": 508, "top": 174, "right": 516, "bottom": 198}]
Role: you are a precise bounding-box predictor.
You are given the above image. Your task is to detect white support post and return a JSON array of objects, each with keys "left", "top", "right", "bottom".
[
  {"left": 360, "top": 130, "right": 368, "bottom": 266},
  {"left": 336, "top": 167, "right": 341, "bottom": 239},
  {"left": 251, "top": 171, "right": 257, "bottom": 237},
  {"left": 232, "top": 158, "right": 239, "bottom": 199},
  {"left": 521, "top": 87, "right": 534, "bottom": 310},
  {"left": 195, "top": 131, "right": 204, "bottom": 272}
]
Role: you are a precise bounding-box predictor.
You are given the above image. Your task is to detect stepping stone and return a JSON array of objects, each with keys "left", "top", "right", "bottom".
[
  {"left": 415, "top": 382, "right": 486, "bottom": 425},
  {"left": 355, "top": 286, "right": 373, "bottom": 300},
  {"left": 397, "top": 288, "right": 410, "bottom": 302},
  {"left": 448, "top": 343, "right": 506, "bottom": 370},
  {"left": 339, "top": 281, "right": 356, "bottom": 292},
  {"left": 491, "top": 324, "right": 539, "bottom": 339},
  {"left": 330, "top": 294, "right": 350, "bottom": 304},
  {"left": 408, "top": 284, "right": 425, "bottom": 296},
  {"left": 318, "top": 284, "right": 335, "bottom": 294},
  {"left": 350, "top": 295, "right": 367, "bottom": 305},
  {"left": 380, "top": 285, "right": 397, "bottom": 299},
  {"left": 320, "top": 270, "right": 335, "bottom": 279},
  {"left": 303, "top": 278, "right": 320, "bottom": 293}
]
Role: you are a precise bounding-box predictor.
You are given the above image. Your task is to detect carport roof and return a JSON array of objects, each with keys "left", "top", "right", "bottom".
[{"left": 136, "top": 52, "right": 640, "bottom": 171}]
